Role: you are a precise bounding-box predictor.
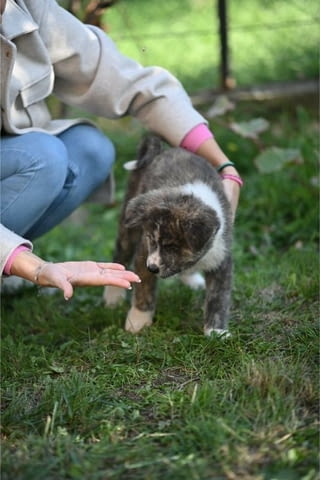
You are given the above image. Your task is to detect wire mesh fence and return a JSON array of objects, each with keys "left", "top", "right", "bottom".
[{"left": 101, "top": 0, "right": 319, "bottom": 95}]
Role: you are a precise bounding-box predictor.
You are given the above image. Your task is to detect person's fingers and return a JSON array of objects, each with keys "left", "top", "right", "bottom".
[
  {"left": 93, "top": 264, "right": 141, "bottom": 284},
  {"left": 61, "top": 281, "right": 74, "bottom": 300},
  {"left": 71, "top": 271, "right": 140, "bottom": 288},
  {"left": 96, "top": 262, "right": 126, "bottom": 270},
  {"left": 99, "top": 268, "right": 141, "bottom": 283},
  {"left": 104, "top": 277, "right": 133, "bottom": 289}
]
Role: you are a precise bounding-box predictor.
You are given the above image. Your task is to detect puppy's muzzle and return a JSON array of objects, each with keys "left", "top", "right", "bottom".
[{"left": 147, "top": 263, "right": 160, "bottom": 274}]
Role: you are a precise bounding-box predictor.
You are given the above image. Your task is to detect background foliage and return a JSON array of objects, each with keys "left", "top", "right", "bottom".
[{"left": 103, "top": 0, "right": 319, "bottom": 91}]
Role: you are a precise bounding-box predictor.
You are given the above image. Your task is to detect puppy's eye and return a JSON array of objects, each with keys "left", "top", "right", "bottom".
[{"left": 146, "top": 235, "right": 157, "bottom": 247}]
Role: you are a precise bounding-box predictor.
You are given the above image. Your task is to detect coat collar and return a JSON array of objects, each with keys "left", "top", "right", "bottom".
[{"left": 1, "top": 0, "right": 38, "bottom": 39}]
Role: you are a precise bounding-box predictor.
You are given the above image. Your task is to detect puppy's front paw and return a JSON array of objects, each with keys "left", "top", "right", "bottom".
[
  {"left": 103, "top": 286, "right": 127, "bottom": 307},
  {"left": 125, "top": 307, "right": 153, "bottom": 334},
  {"left": 179, "top": 272, "right": 205, "bottom": 290},
  {"left": 204, "top": 327, "right": 231, "bottom": 339}
]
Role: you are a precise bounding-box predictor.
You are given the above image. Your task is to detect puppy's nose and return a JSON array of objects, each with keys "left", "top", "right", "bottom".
[{"left": 147, "top": 264, "right": 159, "bottom": 274}]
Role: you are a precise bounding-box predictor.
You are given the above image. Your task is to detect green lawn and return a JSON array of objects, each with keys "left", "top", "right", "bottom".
[
  {"left": 1, "top": 0, "right": 319, "bottom": 478},
  {"left": 1, "top": 102, "right": 318, "bottom": 479}
]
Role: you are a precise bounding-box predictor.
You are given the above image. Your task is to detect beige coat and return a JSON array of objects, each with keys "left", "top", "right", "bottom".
[
  {"left": 0, "top": 0, "right": 206, "bottom": 273},
  {"left": 0, "top": 0, "right": 205, "bottom": 142}
]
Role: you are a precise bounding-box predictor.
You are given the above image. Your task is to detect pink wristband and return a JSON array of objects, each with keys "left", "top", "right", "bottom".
[
  {"left": 4, "top": 245, "right": 31, "bottom": 275},
  {"left": 180, "top": 124, "right": 213, "bottom": 153},
  {"left": 221, "top": 174, "right": 244, "bottom": 188}
]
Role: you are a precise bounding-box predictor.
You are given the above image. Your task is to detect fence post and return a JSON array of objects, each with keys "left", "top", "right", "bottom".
[{"left": 217, "top": 0, "right": 235, "bottom": 90}]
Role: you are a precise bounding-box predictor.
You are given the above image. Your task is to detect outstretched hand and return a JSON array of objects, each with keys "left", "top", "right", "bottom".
[{"left": 35, "top": 261, "right": 141, "bottom": 300}]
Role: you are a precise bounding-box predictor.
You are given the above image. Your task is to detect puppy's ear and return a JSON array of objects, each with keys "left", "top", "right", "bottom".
[
  {"left": 182, "top": 209, "right": 220, "bottom": 251},
  {"left": 124, "top": 194, "right": 149, "bottom": 228},
  {"left": 137, "top": 135, "right": 163, "bottom": 166}
]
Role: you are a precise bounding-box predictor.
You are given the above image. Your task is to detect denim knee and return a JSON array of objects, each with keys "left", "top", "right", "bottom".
[
  {"left": 93, "top": 133, "right": 116, "bottom": 181},
  {"left": 86, "top": 131, "right": 115, "bottom": 186},
  {"left": 59, "top": 125, "right": 116, "bottom": 185},
  {"left": 0, "top": 132, "right": 70, "bottom": 236},
  {"left": 26, "top": 133, "right": 69, "bottom": 197}
]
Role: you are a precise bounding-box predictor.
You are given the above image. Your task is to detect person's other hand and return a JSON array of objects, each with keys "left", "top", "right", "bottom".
[
  {"left": 221, "top": 178, "right": 240, "bottom": 221},
  {"left": 194, "top": 138, "right": 241, "bottom": 221}
]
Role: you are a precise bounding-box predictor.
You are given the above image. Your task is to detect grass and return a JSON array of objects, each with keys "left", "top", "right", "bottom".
[
  {"left": 1, "top": 1, "right": 319, "bottom": 478},
  {"left": 1, "top": 103, "right": 318, "bottom": 479}
]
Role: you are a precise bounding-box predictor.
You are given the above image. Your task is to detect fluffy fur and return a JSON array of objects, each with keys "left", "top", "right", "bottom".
[{"left": 104, "top": 135, "right": 233, "bottom": 336}]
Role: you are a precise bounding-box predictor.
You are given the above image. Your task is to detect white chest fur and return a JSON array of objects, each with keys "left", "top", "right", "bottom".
[{"left": 181, "top": 181, "right": 227, "bottom": 271}]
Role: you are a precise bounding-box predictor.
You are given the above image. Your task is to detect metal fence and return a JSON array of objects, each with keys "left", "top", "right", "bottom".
[{"left": 105, "top": 0, "right": 319, "bottom": 101}]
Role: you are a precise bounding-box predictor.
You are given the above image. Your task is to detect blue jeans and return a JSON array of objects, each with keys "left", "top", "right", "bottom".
[{"left": 0, "top": 124, "right": 115, "bottom": 239}]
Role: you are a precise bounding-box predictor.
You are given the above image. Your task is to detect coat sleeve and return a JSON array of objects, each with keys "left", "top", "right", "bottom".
[
  {"left": 34, "top": 0, "right": 206, "bottom": 146},
  {"left": 0, "top": 224, "right": 33, "bottom": 276}
]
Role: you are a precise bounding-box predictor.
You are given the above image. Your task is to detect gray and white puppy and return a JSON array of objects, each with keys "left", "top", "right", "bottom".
[{"left": 104, "top": 135, "right": 233, "bottom": 336}]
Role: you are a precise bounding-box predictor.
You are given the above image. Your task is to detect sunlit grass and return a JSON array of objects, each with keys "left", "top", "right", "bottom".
[{"left": 2, "top": 102, "right": 318, "bottom": 479}]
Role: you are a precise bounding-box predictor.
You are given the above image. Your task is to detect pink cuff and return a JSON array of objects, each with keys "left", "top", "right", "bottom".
[
  {"left": 180, "top": 124, "right": 213, "bottom": 153},
  {"left": 4, "top": 245, "right": 31, "bottom": 275}
]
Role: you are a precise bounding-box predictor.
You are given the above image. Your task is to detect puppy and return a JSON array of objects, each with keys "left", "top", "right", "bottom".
[{"left": 104, "top": 135, "right": 233, "bottom": 337}]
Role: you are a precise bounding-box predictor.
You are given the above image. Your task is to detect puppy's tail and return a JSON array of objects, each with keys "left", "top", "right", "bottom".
[{"left": 123, "top": 160, "right": 138, "bottom": 171}]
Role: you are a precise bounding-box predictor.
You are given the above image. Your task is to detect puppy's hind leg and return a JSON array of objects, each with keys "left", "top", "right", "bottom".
[
  {"left": 104, "top": 285, "right": 127, "bottom": 307},
  {"left": 179, "top": 271, "right": 205, "bottom": 290},
  {"left": 203, "top": 255, "right": 232, "bottom": 338},
  {"left": 125, "top": 306, "right": 154, "bottom": 334}
]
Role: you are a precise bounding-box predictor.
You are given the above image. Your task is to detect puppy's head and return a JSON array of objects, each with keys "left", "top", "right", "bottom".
[{"left": 125, "top": 191, "right": 220, "bottom": 278}]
